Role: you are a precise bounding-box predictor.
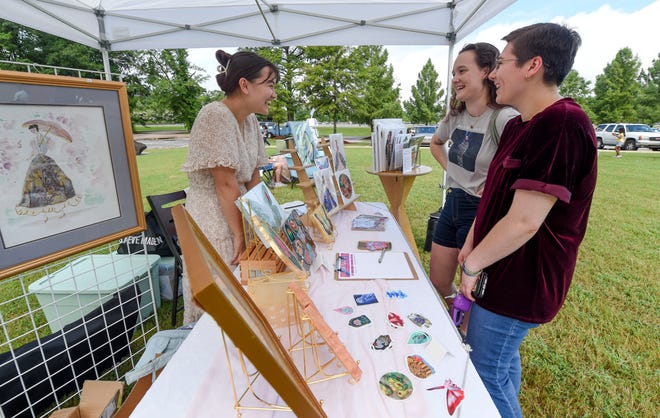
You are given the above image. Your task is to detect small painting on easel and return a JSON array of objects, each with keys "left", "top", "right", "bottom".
[{"left": 313, "top": 168, "right": 338, "bottom": 213}]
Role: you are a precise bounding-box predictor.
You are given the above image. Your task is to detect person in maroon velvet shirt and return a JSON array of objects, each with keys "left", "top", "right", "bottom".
[{"left": 456, "top": 23, "right": 597, "bottom": 418}]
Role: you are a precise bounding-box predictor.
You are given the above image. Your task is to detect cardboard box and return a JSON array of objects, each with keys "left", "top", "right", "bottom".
[{"left": 49, "top": 380, "right": 124, "bottom": 418}]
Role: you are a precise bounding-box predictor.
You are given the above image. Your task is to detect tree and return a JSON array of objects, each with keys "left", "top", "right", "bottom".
[
  {"left": 147, "top": 50, "right": 206, "bottom": 130},
  {"left": 592, "top": 47, "right": 641, "bottom": 123},
  {"left": 1, "top": 19, "right": 208, "bottom": 129},
  {"left": 112, "top": 49, "right": 207, "bottom": 129},
  {"left": 250, "top": 46, "right": 307, "bottom": 123},
  {"left": 559, "top": 70, "right": 595, "bottom": 121},
  {"left": 298, "top": 46, "right": 354, "bottom": 129},
  {"left": 348, "top": 46, "right": 402, "bottom": 129},
  {"left": 636, "top": 54, "right": 660, "bottom": 125},
  {"left": 403, "top": 59, "right": 444, "bottom": 125},
  {"left": 0, "top": 19, "right": 104, "bottom": 77}
]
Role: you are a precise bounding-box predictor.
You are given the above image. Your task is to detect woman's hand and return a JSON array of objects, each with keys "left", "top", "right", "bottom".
[
  {"left": 459, "top": 271, "right": 479, "bottom": 302},
  {"left": 230, "top": 234, "right": 246, "bottom": 265}
]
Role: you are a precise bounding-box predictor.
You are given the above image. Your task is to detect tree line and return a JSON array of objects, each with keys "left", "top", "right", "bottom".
[{"left": 1, "top": 20, "right": 658, "bottom": 130}]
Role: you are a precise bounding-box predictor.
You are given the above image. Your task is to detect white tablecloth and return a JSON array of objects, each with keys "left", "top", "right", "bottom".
[{"left": 131, "top": 202, "right": 500, "bottom": 418}]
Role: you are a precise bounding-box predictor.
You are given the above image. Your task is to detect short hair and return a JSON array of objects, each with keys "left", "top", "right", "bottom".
[
  {"left": 503, "top": 23, "right": 581, "bottom": 86},
  {"left": 448, "top": 42, "right": 503, "bottom": 116},
  {"left": 215, "top": 50, "right": 280, "bottom": 95}
]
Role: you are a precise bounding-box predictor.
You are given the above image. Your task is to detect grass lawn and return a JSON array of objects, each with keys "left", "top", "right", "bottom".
[{"left": 134, "top": 145, "right": 659, "bottom": 417}]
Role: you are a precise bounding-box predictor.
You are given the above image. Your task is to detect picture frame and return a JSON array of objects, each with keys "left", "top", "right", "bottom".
[
  {"left": 0, "top": 71, "right": 144, "bottom": 279},
  {"left": 171, "top": 204, "right": 326, "bottom": 417}
]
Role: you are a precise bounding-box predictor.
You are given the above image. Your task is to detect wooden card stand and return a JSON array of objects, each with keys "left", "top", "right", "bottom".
[
  {"left": 284, "top": 137, "right": 319, "bottom": 210},
  {"left": 239, "top": 215, "right": 308, "bottom": 328},
  {"left": 284, "top": 138, "right": 360, "bottom": 216}
]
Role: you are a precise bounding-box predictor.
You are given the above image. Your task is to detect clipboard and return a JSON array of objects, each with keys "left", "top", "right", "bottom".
[{"left": 334, "top": 251, "right": 418, "bottom": 280}]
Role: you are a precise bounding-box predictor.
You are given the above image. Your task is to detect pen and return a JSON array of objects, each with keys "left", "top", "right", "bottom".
[{"left": 378, "top": 248, "right": 386, "bottom": 263}]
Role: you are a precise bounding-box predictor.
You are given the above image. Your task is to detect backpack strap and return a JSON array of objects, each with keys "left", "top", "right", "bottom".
[{"left": 488, "top": 108, "right": 503, "bottom": 146}]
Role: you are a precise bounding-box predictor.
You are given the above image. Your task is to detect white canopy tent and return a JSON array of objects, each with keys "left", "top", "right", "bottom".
[{"left": 1, "top": 0, "right": 516, "bottom": 83}]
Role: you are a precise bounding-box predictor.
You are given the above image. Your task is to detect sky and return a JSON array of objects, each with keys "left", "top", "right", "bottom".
[{"left": 188, "top": 0, "right": 660, "bottom": 101}]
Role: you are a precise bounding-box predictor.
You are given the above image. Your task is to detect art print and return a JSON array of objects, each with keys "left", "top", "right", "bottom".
[
  {"left": 0, "top": 72, "right": 143, "bottom": 279},
  {"left": 311, "top": 204, "right": 334, "bottom": 242},
  {"left": 290, "top": 121, "right": 317, "bottom": 166},
  {"left": 251, "top": 213, "right": 303, "bottom": 274},
  {"left": 282, "top": 209, "right": 316, "bottom": 271},
  {"left": 0, "top": 105, "right": 119, "bottom": 248},
  {"left": 334, "top": 169, "right": 355, "bottom": 201},
  {"left": 236, "top": 182, "right": 286, "bottom": 231},
  {"left": 314, "top": 156, "right": 329, "bottom": 170},
  {"left": 313, "top": 168, "right": 338, "bottom": 214},
  {"left": 329, "top": 133, "right": 347, "bottom": 171}
]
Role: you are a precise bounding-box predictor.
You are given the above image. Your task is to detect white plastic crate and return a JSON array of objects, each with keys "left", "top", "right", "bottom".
[{"left": 28, "top": 254, "right": 161, "bottom": 333}]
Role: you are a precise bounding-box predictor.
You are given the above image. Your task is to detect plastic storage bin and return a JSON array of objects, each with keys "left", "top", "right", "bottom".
[{"left": 29, "top": 254, "right": 161, "bottom": 333}]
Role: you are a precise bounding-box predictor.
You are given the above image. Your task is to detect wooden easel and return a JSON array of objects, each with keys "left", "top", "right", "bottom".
[{"left": 284, "top": 137, "right": 360, "bottom": 216}]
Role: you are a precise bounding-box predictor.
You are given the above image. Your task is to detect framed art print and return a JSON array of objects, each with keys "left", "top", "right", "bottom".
[{"left": 0, "top": 71, "right": 144, "bottom": 279}]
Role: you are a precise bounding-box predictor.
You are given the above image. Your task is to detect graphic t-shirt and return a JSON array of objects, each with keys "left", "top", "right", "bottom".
[{"left": 436, "top": 107, "right": 518, "bottom": 196}]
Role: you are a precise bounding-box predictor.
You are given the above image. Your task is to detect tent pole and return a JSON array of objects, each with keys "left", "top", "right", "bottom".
[{"left": 102, "top": 49, "right": 111, "bottom": 80}]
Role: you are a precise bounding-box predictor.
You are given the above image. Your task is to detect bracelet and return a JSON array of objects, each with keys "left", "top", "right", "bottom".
[{"left": 461, "top": 261, "right": 482, "bottom": 277}]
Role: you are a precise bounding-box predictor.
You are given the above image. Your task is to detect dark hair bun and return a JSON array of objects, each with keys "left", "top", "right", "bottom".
[{"left": 215, "top": 49, "right": 232, "bottom": 90}]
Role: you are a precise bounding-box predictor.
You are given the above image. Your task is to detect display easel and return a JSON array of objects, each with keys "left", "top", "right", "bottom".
[
  {"left": 222, "top": 331, "right": 295, "bottom": 416},
  {"left": 287, "top": 282, "right": 362, "bottom": 384},
  {"left": 284, "top": 137, "right": 360, "bottom": 216}
]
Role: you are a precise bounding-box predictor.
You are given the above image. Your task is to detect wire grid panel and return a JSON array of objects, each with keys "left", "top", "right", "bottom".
[{"left": 0, "top": 240, "right": 161, "bottom": 418}]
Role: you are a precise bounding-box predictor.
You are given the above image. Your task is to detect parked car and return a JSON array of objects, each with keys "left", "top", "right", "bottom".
[
  {"left": 595, "top": 123, "right": 660, "bottom": 151},
  {"left": 260, "top": 121, "right": 282, "bottom": 138},
  {"left": 413, "top": 125, "right": 437, "bottom": 147}
]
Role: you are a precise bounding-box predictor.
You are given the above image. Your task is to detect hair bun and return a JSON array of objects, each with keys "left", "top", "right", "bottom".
[{"left": 215, "top": 49, "right": 231, "bottom": 65}]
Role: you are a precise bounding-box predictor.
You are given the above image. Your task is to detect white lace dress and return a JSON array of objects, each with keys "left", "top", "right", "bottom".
[{"left": 181, "top": 101, "right": 267, "bottom": 324}]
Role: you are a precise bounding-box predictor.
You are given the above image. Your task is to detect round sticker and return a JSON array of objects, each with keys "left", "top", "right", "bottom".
[{"left": 378, "top": 372, "right": 413, "bottom": 400}]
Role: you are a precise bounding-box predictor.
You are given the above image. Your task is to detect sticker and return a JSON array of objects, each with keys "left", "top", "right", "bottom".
[
  {"left": 334, "top": 306, "right": 354, "bottom": 315},
  {"left": 407, "top": 331, "right": 431, "bottom": 345},
  {"left": 406, "top": 354, "right": 435, "bottom": 379},
  {"left": 348, "top": 314, "right": 372, "bottom": 328},
  {"left": 387, "top": 312, "right": 404, "bottom": 329},
  {"left": 378, "top": 372, "right": 413, "bottom": 400},
  {"left": 353, "top": 292, "right": 378, "bottom": 306},
  {"left": 386, "top": 290, "right": 408, "bottom": 299},
  {"left": 427, "top": 379, "right": 465, "bottom": 415},
  {"left": 371, "top": 334, "right": 392, "bottom": 350},
  {"left": 407, "top": 313, "right": 432, "bottom": 328},
  {"left": 357, "top": 240, "right": 392, "bottom": 251}
]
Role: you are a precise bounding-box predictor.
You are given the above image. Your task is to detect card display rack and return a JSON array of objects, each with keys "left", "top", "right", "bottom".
[{"left": 284, "top": 137, "right": 359, "bottom": 216}]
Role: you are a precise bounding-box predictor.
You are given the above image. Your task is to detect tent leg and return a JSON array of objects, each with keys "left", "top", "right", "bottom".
[{"left": 102, "top": 49, "right": 111, "bottom": 80}]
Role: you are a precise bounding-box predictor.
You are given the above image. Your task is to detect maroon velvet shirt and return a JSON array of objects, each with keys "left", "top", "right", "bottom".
[{"left": 473, "top": 98, "right": 597, "bottom": 323}]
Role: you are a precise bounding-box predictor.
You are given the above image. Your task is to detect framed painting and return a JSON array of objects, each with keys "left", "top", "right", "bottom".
[
  {"left": 0, "top": 71, "right": 144, "bottom": 279},
  {"left": 171, "top": 204, "right": 326, "bottom": 417}
]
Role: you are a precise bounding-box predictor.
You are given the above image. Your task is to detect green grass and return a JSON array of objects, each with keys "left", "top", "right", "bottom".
[
  {"left": 317, "top": 126, "right": 371, "bottom": 138},
  {"left": 133, "top": 124, "right": 186, "bottom": 133}
]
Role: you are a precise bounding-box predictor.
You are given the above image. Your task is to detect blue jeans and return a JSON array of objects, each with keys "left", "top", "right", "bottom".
[
  {"left": 466, "top": 304, "right": 539, "bottom": 418},
  {"left": 432, "top": 188, "right": 480, "bottom": 248}
]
